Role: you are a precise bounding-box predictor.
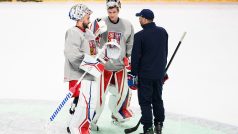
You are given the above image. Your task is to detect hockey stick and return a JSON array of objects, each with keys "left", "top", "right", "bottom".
[
  {"left": 165, "top": 32, "right": 187, "bottom": 74},
  {"left": 124, "top": 32, "right": 187, "bottom": 134},
  {"left": 45, "top": 41, "right": 120, "bottom": 134}
]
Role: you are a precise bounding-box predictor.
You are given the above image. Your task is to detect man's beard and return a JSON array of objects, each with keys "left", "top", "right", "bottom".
[
  {"left": 83, "top": 22, "right": 89, "bottom": 29},
  {"left": 140, "top": 23, "right": 145, "bottom": 28}
]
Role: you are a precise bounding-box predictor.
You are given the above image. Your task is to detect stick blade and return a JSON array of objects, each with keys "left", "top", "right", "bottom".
[{"left": 124, "top": 119, "right": 140, "bottom": 133}]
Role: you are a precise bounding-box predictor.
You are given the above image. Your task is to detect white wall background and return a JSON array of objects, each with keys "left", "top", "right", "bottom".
[{"left": 0, "top": 2, "right": 238, "bottom": 127}]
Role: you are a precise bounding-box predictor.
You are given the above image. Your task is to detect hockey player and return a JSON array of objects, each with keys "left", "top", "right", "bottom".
[
  {"left": 91, "top": 0, "right": 135, "bottom": 130},
  {"left": 64, "top": 4, "right": 107, "bottom": 134}
]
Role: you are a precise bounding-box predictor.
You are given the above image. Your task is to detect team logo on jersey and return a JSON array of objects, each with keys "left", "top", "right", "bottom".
[
  {"left": 89, "top": 40, "right": 97, "bottom": 55},
  {"left": 107, "top": 31, "right": 122, "bottom": 45}
]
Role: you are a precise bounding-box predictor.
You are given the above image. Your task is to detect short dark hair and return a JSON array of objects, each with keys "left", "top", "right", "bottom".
[{"left": 108, "top": 6, "right": 119, "bottom": 11}]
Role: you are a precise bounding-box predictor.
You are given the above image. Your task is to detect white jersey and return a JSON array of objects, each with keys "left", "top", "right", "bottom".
[{"left": 100, "top": 17, "right": 134, "bottom": 71}]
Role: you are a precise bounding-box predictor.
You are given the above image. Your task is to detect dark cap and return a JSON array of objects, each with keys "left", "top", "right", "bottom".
[{"left": 136, "top": 9, "right": 154, "bottom": 20}]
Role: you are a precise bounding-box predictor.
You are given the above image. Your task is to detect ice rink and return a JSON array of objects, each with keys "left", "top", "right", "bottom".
[
  {"left": 1, "top": 99, "right": 238, "bottom": 134},
  {"left": 0, "top": 2, "right": 238, "bottom": 134}
]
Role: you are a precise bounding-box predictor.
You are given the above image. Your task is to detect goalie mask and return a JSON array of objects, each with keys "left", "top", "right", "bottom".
[
  {"left": 106, "top": 0, "right": 121, "bottom": 9},
  {"left": 69, "top": 4, "right": 92, "bottom": 21}
]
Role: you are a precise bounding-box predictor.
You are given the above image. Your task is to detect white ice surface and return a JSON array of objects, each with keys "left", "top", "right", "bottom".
[
  {"left": 1, "top": 99, "right": 238, "bottom": 134},
  {"left": 0, "top": 2, "right": 238, "bottom": 127}
]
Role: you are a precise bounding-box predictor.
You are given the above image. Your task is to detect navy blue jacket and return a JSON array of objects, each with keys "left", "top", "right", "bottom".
[{"left": 131, "top": 22, "right": 168, "bottom": 80}]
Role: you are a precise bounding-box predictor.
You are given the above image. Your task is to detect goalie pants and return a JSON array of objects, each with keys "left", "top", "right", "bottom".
[
  {"left": 138, "top": 77, "right": 165, "bottom": 132},
  {"left": 92, "top": 69, "right": 133, "bottom": 124},
  {"left": 68, "top": 79, "right": 99, "bottom": 134}
]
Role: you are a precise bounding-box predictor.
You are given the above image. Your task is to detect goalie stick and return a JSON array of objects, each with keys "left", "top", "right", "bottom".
[{"left": 124, "top": 32, "right": 187, "bottom": 134}]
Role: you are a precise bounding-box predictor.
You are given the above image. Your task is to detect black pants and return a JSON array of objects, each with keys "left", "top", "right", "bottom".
[{"left": 138, "top": 77, "right": 165, "bottom": 131}]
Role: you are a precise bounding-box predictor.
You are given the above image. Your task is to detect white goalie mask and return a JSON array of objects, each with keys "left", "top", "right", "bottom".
[
  {"left": 69, "top": 4, "right": 92, "bottom": 21},
  {"left": 106, "top": 0, "right": 121, "bottom": 9},
  {"left": 105, "top": 39, "right": 121, "bottom": 59}
]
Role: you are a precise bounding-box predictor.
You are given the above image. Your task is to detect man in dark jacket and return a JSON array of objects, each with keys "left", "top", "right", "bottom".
[{"left": 131, "top": 9, "right": 168, "bottom": 134}]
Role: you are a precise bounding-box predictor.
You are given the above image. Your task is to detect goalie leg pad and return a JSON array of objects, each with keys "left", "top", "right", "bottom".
[
  {"left": 91, "top": 70, "right": 113, "bottom": 125},
  {"left": 68, "top": 80, "right": 98, "bottom": 134},
  {"left": 109, "top": 69, "right": 133, "bottom": 122}
]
